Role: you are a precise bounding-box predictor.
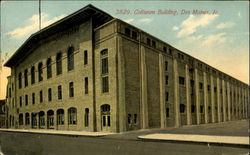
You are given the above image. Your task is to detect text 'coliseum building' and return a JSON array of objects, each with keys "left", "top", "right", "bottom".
[{"left": 4, "top": 4, "right": 249, "bottom": 132}]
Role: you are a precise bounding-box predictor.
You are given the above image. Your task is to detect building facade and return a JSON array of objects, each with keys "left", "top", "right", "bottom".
[{"left": 4, "top": 5, "right": 249, "bottom": 133}]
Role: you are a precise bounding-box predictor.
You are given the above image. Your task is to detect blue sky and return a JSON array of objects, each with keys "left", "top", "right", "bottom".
[{"left": 0, "top": 1, "right": 249, "bottom": 99}]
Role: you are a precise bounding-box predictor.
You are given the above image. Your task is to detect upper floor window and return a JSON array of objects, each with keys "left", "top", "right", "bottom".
[
  {"left": 56, "top": 52, "right": 62, "bottom": 75},
  {"left": 101, "top": 49, "right": 108, "bottom": 74},
  {"left": 180, "top": 104, "right": 185, "bottom": 113},
  {"left": 84, "top": 77, "right": 88, "bottom": 94},
  {"left": 67, "top": 46, "right": 74, "bottom": 71},
  {"left": 102, "top": 77, "right": 109, "bottom": 93},
  {"left": 48, "top": 88, "right": 52, "bottom": 101},
  {"left": 18, "top": 72, "right": 22, "bottom": 89},
  {"left": 25, "top": 94, "right": 28, "bottom": 106},
  {"left": 152, "top": 40, "right": 156, "bottom": 48},
  {"left": 163, "top": 46, "right": 167, "bottom": 52},
  {"left": 179, "top": 76, "right": 185, "bottom": 85},
  {"left": 132, "top": 31, "right": 137, "bottom": 39},
  {"left": 47, "top": 58, "right": 52, "bottom": 79},
  {"left": 39, "top": 90, "right": 43, "bottom": 103},
  {"left": 32, "top": 93, "right": 35, "bottom": 104},
  {"left": 58, "top": 85, "right": 62, "bottom": 100},
  {"left": 69, "top": 82, "right": 74, "bottom": 97},
  {"left": 38, "top": 62, "right": 43, "bottom": 82},
  {"left": 146, "top": 38, "right": 151, "bottom": 46},
  {"left": 165, "top": 75, "right": 169, "bottom": 85},
  {"left": 84, "top": 50, "right": 88, "bottom": 65},
  {"left": 19, "top": 96, "right": 22, "bottom": 107},
  {"left": 24, "top": 69, "right": 28, "bottom": 87},
  {"left": 31, "top": 66, "right": 35, "bottom": 84},
  {"left": 165, "top": 61, "right": 168, "bottom": 71},
  {"left": 199, "top": 82, "right": 203, "bottom": 90},
  {"left": 125, "top": 28, "right": 131, "bottom": 36},
  {"left": 166, "top": 92, "right": 169, "bottom": 101}
]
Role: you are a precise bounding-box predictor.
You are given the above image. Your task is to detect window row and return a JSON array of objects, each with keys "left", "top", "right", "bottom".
[
  {"left": 18, "top": 108, "right": 89, "bottom": 127},
  {"left": 18, "top": 46, "right": 89, "bottom": 89}
]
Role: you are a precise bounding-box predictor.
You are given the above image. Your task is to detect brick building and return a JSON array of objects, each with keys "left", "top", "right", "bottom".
[{"left": 4, "top": 4, "right": 249, "bottom": 132}]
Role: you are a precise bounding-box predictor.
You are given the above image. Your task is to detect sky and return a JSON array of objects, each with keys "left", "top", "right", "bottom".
[{"left": 0, "top": 1, "right": 249, "bottom": 99}]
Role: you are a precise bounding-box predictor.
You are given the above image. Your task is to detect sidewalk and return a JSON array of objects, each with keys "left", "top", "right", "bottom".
[
  {"left": 138, "top": 133, "right": 249, "bottom": 146},
  {"left": 0, "top": 128, "right": 114, "bottom": 137}
]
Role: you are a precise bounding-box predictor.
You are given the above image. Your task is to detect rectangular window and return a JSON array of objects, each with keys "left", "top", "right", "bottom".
[
  {"left": 165, "top": 61, "right": 168, "bottom": 71},
  {"left": 19, "top": 96, "right": 22, "bottom": 107},
  {"left": 125, "top": 28, "right": 131, "bottom": 36},
  {"left": 180, "top": 104, "right": 185, "bottom": 113},
  {"left": 101, "top": 58, "right": 108, "bottom": 74},
  {"left": 166, "top": 92, "right": 169, "bottom": 101},
  {"left": 58, "top": 85, "right": 62, "bottom": 100},
  {"left": 85, "top": 108, "right": 89, "bottom": 127},
  {"left": 146, "top": 38, "right": 151, "bottom": 46},
  {"left": 179, "top": 76, "right": 185, "bottom": 85},
  {"left": 152, "top": 40, "right": 156, "bottom": 48},
  {"left": 199, "top": 82, "right": 203, "bottom": 90},
  {"left": 84, "top": 50, "right": 88, "bottom": 65},
  {"left": 39, "top": 90, "right": 43, "bottom": 103},
  {"left": 191, "top": 105, "right": 195, "bottom": 113},
  {"left": 207, "top": 85, "right": 211, "bottom": 91},
  {"left": 102, "top": 76, "right": 109, "bottom": 93},
  {"left": 24, "top": 69, "right": 28, "bottom": 87},
  {"left": 69, "top": 82, "right": 74, "bottom": 97},
  {"left": 128, "top": 114, "right": 132, "bottom": 124},
  {"left": 32, "top": 93, "right": 35, "bottom": 104},
  {"left": 214, "top": 87, "right": 217, "bottom": 92},
  {"left": 48, "top": 88, "right": 52, "bottom": 101},
  {"left": 56, "top": 53, "right": 62, "bottom": 75},
  {"left": 166, "top": 108, "right": 169, "bottom": 117},
  {"left": 85, "top": 77, "right": 88, "bottom": 94},
  {"left": 165, "top": 75, "right": 169, "bottom": 85},
  {"left": 134, "top": 114, "right": 137, "bottom": 124},
  {"left": 163, "top": 46, "right": 167, "bottom": 52},
  {"left": 25, "top": 95, "right": 28, "bottom": 106},
  {"left": 132, "top": 31, "right": 137, "bottom": 39},
  {"left": 200, "top": 105, "right": 204, "bottom": 113}
]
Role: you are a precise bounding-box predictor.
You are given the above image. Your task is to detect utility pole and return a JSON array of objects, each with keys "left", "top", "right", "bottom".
[{"left": 39, "top": 0, "right": 41, "bottom": 30}]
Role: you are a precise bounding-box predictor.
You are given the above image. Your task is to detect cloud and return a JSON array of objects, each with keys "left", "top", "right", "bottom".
[
  {"left": 6, "top": 13, "right": 66, "bottom": 39},
  {"left": 176, "top": 14, "right": 218, "bottom": 38},
  {"left": 124, "top": 18, "right": 134, "bottom": 23},
  {"left": 216, "top": 22, "right": 235, "bottom": 29},
  {"left": 201, "top": 33, "right": 226, "bottom": 46},
  {"left": 172, "top": 26, "right": 179, "bottom": 31},
  {"left": 237, "top": 11, "right": 241, "bottom": 18},
  {"left": 138, "top": 18, "right": 153, "bottom": 23}
]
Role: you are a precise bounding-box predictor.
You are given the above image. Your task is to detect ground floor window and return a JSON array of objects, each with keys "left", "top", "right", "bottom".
[
  {"left": 47, "top": 110, "right": 54, "bottom": 127},
  {"left": 84, "top": 108, "right": 89, "bottom": 127},
  {"left": 19, "top": 114, "right": 23, "bottom": 125},
  {"left": 39, "top": 111, "right": 45, "bottom": 127},
  {"left": 68, "top": 107, "right": 77, "bottom": 125},
  {"left": 57, "top": 109, "right": 64, "bottom": 125},
  {"left": 25, "top": 113, "right": 30, "bottom": 125}
]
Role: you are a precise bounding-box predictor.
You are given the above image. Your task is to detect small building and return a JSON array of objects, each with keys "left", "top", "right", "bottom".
[{"left": 4, "top": 4, "right": 249, "bottom": 133}]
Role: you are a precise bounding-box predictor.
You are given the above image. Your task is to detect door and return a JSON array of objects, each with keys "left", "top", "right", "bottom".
[{"left": 101, "top": 104, "right": 111, "bottom": 132}]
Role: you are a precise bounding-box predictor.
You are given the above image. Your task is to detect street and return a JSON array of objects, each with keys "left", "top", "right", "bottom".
[{"left": 0, "top": 131, "right": 248, "bottom": 155}]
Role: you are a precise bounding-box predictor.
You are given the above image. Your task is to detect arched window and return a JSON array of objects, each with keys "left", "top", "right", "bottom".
[
  {"left": 47, "top": 110, "right": 54, "bottom": 128},
  {"left": 24, "top": 69, "right": 28, "bottom": 87},
  {"left": 47, "top": 58, "right": 52, "bottom": 79},
  {"left": 57, "top": 109, "right": 64, "bottom": 125},
  {"left": 38, "top": 62, "right": 43, "bottom": 82},
  {"left": 18, "top": 72, "right": 22, "bottom": 89},
  {"left": 32, "top": 113, "right": 37, "bottom": 128},
  {"left": 25, "top": 113, "right": 30, "bottom": 125},
  {"left": 56, "top": 52, "right": 62, "bottom": 75},
  {"left": 31, "top": 66, "right": 35, "bottom": 84},
  {"left": 38, "top": 111, "right": 45, "bottom": 128},
  {"left": 84, "top": 108, "right": 89, "bottom": 127},
  {"left": 67, "top": 46, "right": 74, "bottom": 71},
  {"left": 100, "top": 49, "right": 108, "bottom": 56},
  {"left": 19, "top": 114, "right": 23, "bottom": 125},
  {"left": 68, "top": 107, "right": 77, "bottom": 125}
]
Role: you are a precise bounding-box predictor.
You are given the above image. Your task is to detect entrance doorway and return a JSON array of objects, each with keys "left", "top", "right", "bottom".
[{"left": 101, "top": 104, "right": 111, "bottom": 132}]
